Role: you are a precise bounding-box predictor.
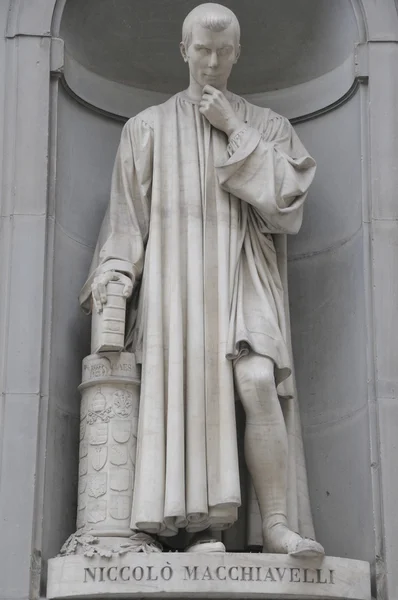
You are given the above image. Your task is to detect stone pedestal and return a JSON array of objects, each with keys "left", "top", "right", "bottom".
[
  {"left": 75, "top": 352, "right": 140, "bottom": 538},
  {"left": 47, "top": 553, "right": 371, "bottom": 599}
]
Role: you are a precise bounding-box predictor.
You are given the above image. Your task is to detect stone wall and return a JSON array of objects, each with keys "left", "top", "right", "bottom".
[{"left": 1, "top": 2, "right": 398, "bottom": 599}]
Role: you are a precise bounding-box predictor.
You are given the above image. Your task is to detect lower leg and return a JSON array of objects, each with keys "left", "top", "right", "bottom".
[{"left": 234, "top": 353, "right": 323, "bottom": 556}]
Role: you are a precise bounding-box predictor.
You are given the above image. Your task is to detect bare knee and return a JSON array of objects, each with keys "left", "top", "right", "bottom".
[
  {"left": 234, "top": 354, "right": 278, "bottom": 420},
  {"left": 235, "top": 354, "right": 275, "bottom": 392}
]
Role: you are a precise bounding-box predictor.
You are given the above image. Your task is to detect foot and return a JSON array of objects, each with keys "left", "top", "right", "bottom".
[
  {"left": 185, "top": 538, "right": 226, "bottom": 553},
  {"left": 263, "top": 523, "right": 324, "bottom": 557}
]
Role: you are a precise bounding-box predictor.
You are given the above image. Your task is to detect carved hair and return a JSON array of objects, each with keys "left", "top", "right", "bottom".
[{"left": 182, "top": 3, "right": 240, "bottom": 49}]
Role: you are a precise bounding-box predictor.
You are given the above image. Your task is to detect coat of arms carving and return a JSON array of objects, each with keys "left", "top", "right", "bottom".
[
  {"left": 88, "top": 473, "right": 107, "bottom": 498},
  {"left": 109, "top": 494, "right": 130, "bottom": 520}
]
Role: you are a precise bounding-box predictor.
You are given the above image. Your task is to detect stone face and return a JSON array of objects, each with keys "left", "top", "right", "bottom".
[{"left": 47, "top": 553, "right": 371, "bottom": 599}]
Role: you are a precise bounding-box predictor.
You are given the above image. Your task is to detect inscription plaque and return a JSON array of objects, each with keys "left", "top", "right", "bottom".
[{"left": 47, "top": 553, "right": 371, "bottom": 600}]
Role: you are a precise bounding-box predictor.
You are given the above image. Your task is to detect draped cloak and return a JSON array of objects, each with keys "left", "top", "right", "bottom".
[{"left": 80, "top": 91, "right": 317, "bottom": 542}]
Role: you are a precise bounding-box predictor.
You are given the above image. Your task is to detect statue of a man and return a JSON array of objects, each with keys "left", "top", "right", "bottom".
[{"left": 80, "top": 3, "right": 324, "bottom": 557}]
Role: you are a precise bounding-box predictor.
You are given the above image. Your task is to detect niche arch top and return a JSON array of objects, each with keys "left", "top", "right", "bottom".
[{"left": 60, "top": 0, "right": 359, "bottom": 96}]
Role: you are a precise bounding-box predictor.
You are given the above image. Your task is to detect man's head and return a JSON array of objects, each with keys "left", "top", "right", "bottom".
[{"left": 180, "top": 3, "right": 241, "bottom": 90}]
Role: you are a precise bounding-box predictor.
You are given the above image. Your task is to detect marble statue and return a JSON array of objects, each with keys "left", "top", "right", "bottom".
[{"left": 79, "top": 3, "right": 324, "bottom": 557}]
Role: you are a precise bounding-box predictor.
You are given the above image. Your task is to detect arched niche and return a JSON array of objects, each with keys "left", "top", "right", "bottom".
[
  {"left": 39, "top": 0, "right": 379, "bottom": 570},
  {"left": 58, "top": 0, "right": 361, "bottom": 120}
]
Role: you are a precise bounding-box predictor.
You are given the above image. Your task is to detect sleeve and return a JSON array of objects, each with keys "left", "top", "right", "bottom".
[
  {"left": 215, "top": 113, "right": 316, "bottom": 235},
  {"left": 79, "top": 114, "right": 153, "bottom": 312}
]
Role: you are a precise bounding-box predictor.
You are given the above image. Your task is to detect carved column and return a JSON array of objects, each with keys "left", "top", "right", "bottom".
[
  {"left": 77, "top": 352, "right": 139, "bottom": 536},
  {"left": 60, "top": 351, "right": 146, "bottom": 556}
]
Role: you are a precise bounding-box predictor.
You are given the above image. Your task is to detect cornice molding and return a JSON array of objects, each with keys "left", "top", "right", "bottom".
[{"left": 7, "top": 0, "right": 398, "bottom": 41}]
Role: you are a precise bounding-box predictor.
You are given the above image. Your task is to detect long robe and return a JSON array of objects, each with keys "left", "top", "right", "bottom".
[{"left": 80, "top": 90, "right": 317, "bottom": 540}]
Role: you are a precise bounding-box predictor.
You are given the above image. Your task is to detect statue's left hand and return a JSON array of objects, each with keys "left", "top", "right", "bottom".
[
  {"left": 91, "top": 271, "right": 133, "bottom": 314},
  {"left": 199, "top": 85, "right": 244, "bottom": 138}
]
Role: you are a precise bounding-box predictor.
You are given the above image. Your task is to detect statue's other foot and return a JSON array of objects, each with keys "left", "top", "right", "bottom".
[
  {"left": 263, "top": 523, "right": 324, "bottom": 558},
  {"left": 185, "top": 533, "right": 226, "bottom": 553},
  {"left": 289, "top": 536, "right": 325, "bottom": 558}
]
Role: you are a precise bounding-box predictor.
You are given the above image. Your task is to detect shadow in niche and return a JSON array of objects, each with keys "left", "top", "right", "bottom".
[{"left": 59, "top": 0, "right": 359, "bottom": 95}]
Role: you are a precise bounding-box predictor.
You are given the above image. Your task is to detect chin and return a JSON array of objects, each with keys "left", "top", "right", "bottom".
[{"left": 203, "top": 78, "right": 223, "bottom": 88}]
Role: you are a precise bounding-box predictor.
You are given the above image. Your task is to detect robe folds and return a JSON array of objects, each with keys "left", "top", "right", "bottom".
[{"left": 80, "top": 91, "right": 317, "bottom": 540}]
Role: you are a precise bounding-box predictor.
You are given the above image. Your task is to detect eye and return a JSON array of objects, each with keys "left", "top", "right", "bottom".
[{"left": 218, "top": 47, "right": 232, "bottom": 57}]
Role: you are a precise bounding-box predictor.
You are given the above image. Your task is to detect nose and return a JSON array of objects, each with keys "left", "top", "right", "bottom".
[{"left": 208, "top": 51, "right": 219, "bottom": 68}]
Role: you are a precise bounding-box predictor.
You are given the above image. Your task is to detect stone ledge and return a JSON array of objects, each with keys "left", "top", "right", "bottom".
[{"left": 47, "top": 552, "right": 370, "bottom": 599}]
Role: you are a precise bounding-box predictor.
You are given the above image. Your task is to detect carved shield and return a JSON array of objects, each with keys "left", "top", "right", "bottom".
[
  {"left": 89, "top": 423, "right": 108, "bottom": 445},
  {"left": 80, "top": 395, "right": 88, "bottom": 421},
  {"left": 110, "top": 444, "right": 128, "bottom": 466},
  {"left": 129, "top": 435, "right": 138, "bottom": 465},
  {"left": 113, "top": 390, "right": 133, "bottom": 418},
  {"left": 87, "top": 499, "right": 107, "bottom": 523},
  {"left": 79, "top": 442, "right": 88, "bottom": 459},
  {"left": 91, "top": 446, "right": 108, "bottom": 471},
  {"left": 76, "top": 507, "right": 86, "bottom": 529},
  {"left": 79, "top": 457, "right": 88, "bottom": 477},
  {"left": 88, "top": 473, "right": 107, "bottom": 498},
  {"left": 90, "top": 391, "right": 107, "bottom": 413},
  {"left": 80, "top": 418, "right": 86, "bottom": 441},
  {"left": 130, "top": 465, "right": 136, "bottom": 491},
  {"left": 78, "top": 475, "right": 87, "bottom": 495},
  {"left": 110, "top": 468, "right": 131, "bottom": 492},
  {"left": 112, "top": 420, "right": 131, "bottom": 443},
  {"left": 109, "top": 494, "right": 131, "bottom": 520}
]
